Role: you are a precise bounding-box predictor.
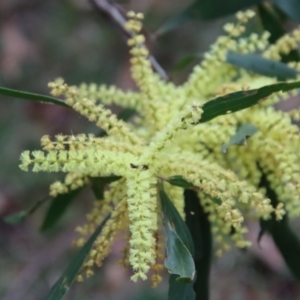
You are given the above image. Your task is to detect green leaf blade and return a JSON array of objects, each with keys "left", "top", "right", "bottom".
[
  {"left": 184, "top": 190, "right": 212, "bottom": 300},
  {"left": 157, "top": 0, "right": 263, "bottom": 35},
  {"left": 166, "top": 176, "right": 194, "bottom": 189},
  {"left": 168, "top": 275, "right": 195, "bottom": 300},
  {"left": 45, "top": 214, "right": 110, "bottom": 300},
  {"left": 159, "top": 184, "right": 195, "bottom": 282},
  {"left": 41, "top": 188, "right": 81, "bottom": 232},
  {"left": 0, "top": 87, "right": 68, "bottom": 107},
  {"left": 258, "top": 3, "right": 286, "bottom": 44},
  {"left": 4, "top": 196, "right": 50, "bottom": 224},
  {"left": 259, "top": 171, "right": 300, "bottom": 280},
  {"left": 189, "top": 0, "right": 263, "bottom": 20},
  {"left": 90, "top": 176, "right": 121, "bottom": 200},
  {"left": 164, "top": 221, "right": 195, "bottom": 282},
  {"left": 172, "top": 54, "right": 201, "bottom": 73},
  {"left": 116, "top": 108, "right": 136, "bottom": 121},
  {"left": 198, "top": 81, "right": 300, "bottom": 124},
  {"left": 275, "top": 0, "right": 300, "bottom": 24},
  {"left": 271, "top": 220, "right": 300, "bottom": 279},
  {"left": 222, "top": 123, "right": 258, "bottom": 153},
  {"left": 226, "top": 52, "right": 299, "bottom": 80},
  {"left": 4, "top": 211, "right": 27, "bottom": 224},
  {"left": 41, "top": 176, "right": 121, "bottom": 231},
  {"left": 159, "top": 184, "right": 194, "bottom": 254}
]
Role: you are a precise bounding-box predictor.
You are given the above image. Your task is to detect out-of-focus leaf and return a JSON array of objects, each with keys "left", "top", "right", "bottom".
[
  {"left": 157, "top": 0, "right": 263, "bottom": 35},
  {"left": 0, "top": 87, "right": 68, "bottom": 107},
  {"left": 222, "top": 123, "right": 258, "bottom": 153},
  {"left": 259, "top": 171, "right": 300, "bottom": 280},
  {"left": 269, "top": 218, "right": 300, "bottom": 280},
  {"left": 168, "top": 274, "right": 195, "bottom": 300},
  {"left": 90, "top": 176, "right": 121, "bottom": 199},
  {"left": 159, "top": 183, "right": 195, "bottom": 283},
  {"left": 4, "top": 196, "right": 50, "bottom": 224},
  {"left": 41, "top": 188, "right": 81, "bottom": 232},
  {"left": 184, "top": 189, "right": 211, "bottom": 300},
  {"left": 159, "top": 183, "right": 194, "bottom": 254},
  {"left": 156, "top": 12, "right": 191, "bottom": 37},
  {"left": 41, "top": 175, "right": 121, "bottom": 231},
  {"left": 116, "top": 108, "right": 136, "bottom": 121},
  {"left": 258, "top": 3, "right": 300, "bottom": 62},
  {"left": 172, "top": 54, "right": 202, "bottom": 72},
  {"left": 4, "top": 211, "right": 27, "bottom": 224},
  {"left": 164, "top": 221, "right": 195, "bottom": 282},
  {"left": 211, "top": 197, "right": 222, "bottom": 205},
  {"left": 257, "top": 2, "right": 300, "bottom": 63},
  {"left": 45, "top": 214, "right": 110, "bottom": 300},
  {"left": 166, "top": 176, "right": 194, "bottom": 189},
  {"left": 275, "top": 0, "right": 300, "bottom": 24},
  {"left": 196, "top": 81, "right": 300, "bottom": 124},
  {"left": 189, "top": 0, "right": 263, "bottom": 20},
  {"left": 258, "top": 3, "right": 286, "bottom": 44},
  {"left": 227, "top": 52, "right": 299, "bottom": 80}
]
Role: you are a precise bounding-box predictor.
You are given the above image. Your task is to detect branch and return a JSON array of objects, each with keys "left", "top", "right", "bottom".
[{"left": 89, "top": 0, "right": 169, "bottom": 81}]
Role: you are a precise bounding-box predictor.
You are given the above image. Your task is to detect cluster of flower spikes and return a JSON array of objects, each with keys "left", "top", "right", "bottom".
[{"left": 19, "top": 9, "right": 300, "bottom": 284}]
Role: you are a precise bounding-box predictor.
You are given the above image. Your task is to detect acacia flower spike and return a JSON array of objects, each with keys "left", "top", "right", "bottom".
[{"left": 20, "top": 10, "right": 300, "bottom": 284}]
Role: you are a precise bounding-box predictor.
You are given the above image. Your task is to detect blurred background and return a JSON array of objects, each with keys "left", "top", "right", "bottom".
[{"left": 1, "top": 0, "right": 300, "bottom": 299}]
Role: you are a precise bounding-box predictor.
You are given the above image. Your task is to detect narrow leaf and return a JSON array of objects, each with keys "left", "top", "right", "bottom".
[
  {"left": 41, "top": 188, "right": 81, "bottom": 232},
  {"left": 159, "top": 183, "right": 195, "bottom": 282},
  {"left": 188, "top": 0, "right": 263, "bottom": 20},
  {"left": 4, "top": 196, "right": 50, "bottom": 224},
  {"left": 184, "top": 189, "right": 212, "bottom": 300},
  {"left": 90, "top": 176, "right": 121, "bottom": 200},
  {"left": 257, "top": 3, "right": 300, "bottom": 62},
  {"left": 4, "top": 211, "right": 27, "bottom": 224},
  {"left": 168, "top": 274, "right": 195, "bottom": 300},
  {"left": 172, "top": 54, "right": 201, "bottom": 72},
  {"left": 45, "top": 214, "right": 110, "bottom": 300},
  {"left": 259, "top": 171, "right": 300, "bottom": 280},
  {"left": 0, "top": 87, "right": 68, "bottom": 107},
  {"left": 275, "top": 0, "right": 300, "bottom": 24},
  {"left": 269, "top": 219, "right": 300, "bottom": 280},
  {"left": 41, "top": 175, "right": 121, "bottom": 231},
  {"left": 226, "top": 52, "right": 299, "bottom": 80},
  {"left": 164, "top": 221, "right": 195, "bottom": 282},
  {"left": 222, "top": 123, "right": 258, "bottom": 153},
  {"left": 166, "top": 176, "right": 194, "bottom": 189},
  {"left": 211, "top": 197, "right": 222, "bottom": 205},
  {"left": 157, "top": 0, "right": 263, "bottom": 35},
  {"left": 258, "top": 3, "right": 286, "bottom": 44},
  {"left": 156, "top": 10, "right": 191, "bottom": 36},
  {"left": 116, "top": 108, "right": 136, "bottom": 121},
  {"left": 159, "top": 183, "right": 194, "bottom": 254},
  {"left": 197, "top": 81, "right": 300, "bottom": 124}
]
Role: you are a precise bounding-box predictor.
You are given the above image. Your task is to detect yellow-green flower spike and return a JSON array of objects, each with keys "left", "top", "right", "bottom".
[{"left": 20, "top": 9, "right": 300, "bottom": 283}]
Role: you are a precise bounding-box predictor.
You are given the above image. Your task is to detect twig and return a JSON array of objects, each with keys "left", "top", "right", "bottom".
[{"left": 89, "top": 0, "right": 169, "bottom": 81}]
